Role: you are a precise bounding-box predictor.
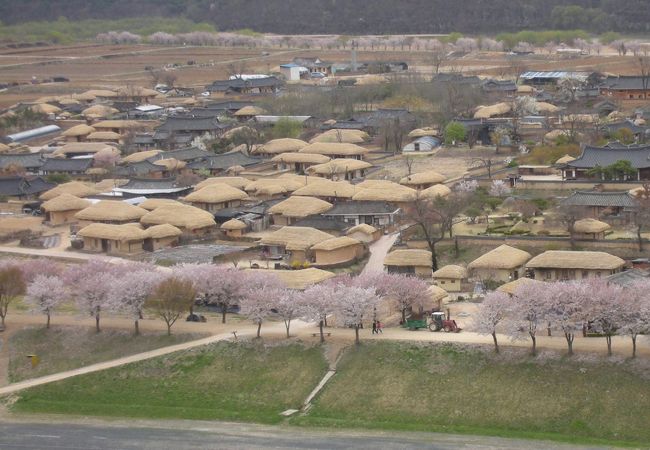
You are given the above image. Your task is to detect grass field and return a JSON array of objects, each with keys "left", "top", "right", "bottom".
[
  {"left": 8, "top": 341, "right": 327, "bottom": 424},
  {"left": 297, "top": 342, "right": 650, "bottom": 447},
  {"left": 7, "top": 326, "right": 206, "bottom": 382}
]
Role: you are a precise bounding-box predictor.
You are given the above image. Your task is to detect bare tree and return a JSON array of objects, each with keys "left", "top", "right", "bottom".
[
  {"left": 637, "top": 56, "right": 650, "bottom": 100},
  {"left": 147, "top": 277, "right": 196, "bottom": 335},
  {"left": 556, "top": 203, "right": 590, "bottom": 249},
  {"left": 633, "top": 183, "right": 650, "bottom": 251}
]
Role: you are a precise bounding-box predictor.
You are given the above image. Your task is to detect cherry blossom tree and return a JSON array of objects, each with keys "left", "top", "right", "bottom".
[
  {"left": 240, "top": 272, "right": 285, "bottom": 338},
  {"left": 148, "top": 32, "right": 179, "bottom": 45},
  {"left": 335, "top": 285, "right": 380, "bottom": 345},
  {"left": 0, "top": 261, "right": 26, "bottom": 328},
  {"left": 274, "top": 289, "right": 301, "bottom": 338},
  {"left": 18, "top": 258, "right": 63, "bottom": 283},
  {"left": 546, "top": 281, "right": 589, "bottom": 356},
  {"left": 509, "top": 282, "right": 551, "bottom": 355},
  {"left": 378, "top": 273, "right": 430, "bottom": 323},
  {"left": 619, "top": 280, "right": 650, "bottom": 358},
  {"left": 583, "top": 279, "right": 625, "bottom": 356},
  {"left": 108, "top": 264, "right": 162, "bottom": 335},
  {"left": 24, "top": 274, "right": 67, "bottom": 328},
  {"left": 455, "top": 179, "right": 479, "bottom": 193},
  {"left": 178, "top": 264, "right": 245, "bottom": 323},
  {"left": 489, "top": 180, "right": 512, "bottom": 197},
  {"left": 473, "top": 291, "right": 510, "bottom": 353},
  {"left": 299, "top": 283, "right": 339, "bottom": 343}
]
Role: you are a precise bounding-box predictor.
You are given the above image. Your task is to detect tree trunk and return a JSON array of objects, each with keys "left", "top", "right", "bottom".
[
  {"left": 256, "top": 321, "right": 262, "bottom": 338},
  {"left": 1, "top": 314, "right": 4, "bottom": 327},
  {"left": 46, "top": 313, "right": 51, "bottom": 329},
  {"left": 354, "top": 325, "right": 360, "bottom": 345},
  {"left": 530, "top": 334, "right": 536, "bottom": 356},
  {"left": 565, "top": 332, "right": 574, "bottom": 356},
  {"left": 632, "top": 335, "right": 637, "bottom": 358},
  {"left": 401, "top": 308, "right": 407, "bottom": 324},
  {"left": 134, "top": 319, "right": 139, "bottom": 336},
  {"left": 167, "top": 322, "right": 172, "bottom": 336},
  {"left": 284, "top": 319, "right": 291, "bottom": 338},
  {"left": 324, "top": 316, "right": 328, "bottom": 327},
  {"left": 491, "top": 332, "right": 499, "bottom": 353},
  {"left": 221, "top": 307, "right": 227, "bottom": 324},
  {"left": 547, "top": 322, "right": 552, "bottom": 336},
  {"left": 319, "top": 320, "right": 324, "bottom": 343},
  {"left": 606, "top": 335, "right": 612, "bottom": 356},
  {"left": 95, "top": 314, "right": 100, "bottom": 333}
]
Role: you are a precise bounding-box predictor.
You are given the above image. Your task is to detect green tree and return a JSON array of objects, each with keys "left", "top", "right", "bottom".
[
  {"left": 147, "top": 277, "right": 196, "bottom": 335},
  {"left": 0, "top": 265, "right": 26, "bottom": 328},
  {"left": 271, "top": 118, "right": 303, "bottom": 139},
  {"left": 444, "top": 121, "right": 466, "bottom": 145}
]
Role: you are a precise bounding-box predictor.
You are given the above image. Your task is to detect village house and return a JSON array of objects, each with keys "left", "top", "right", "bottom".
[
  {"left": 113, "top": 178, "right": 193, "bottom": 199},
  {"left": 233, "top": 106, "right": 267, "bottom": 121},
  {"left": 39, "top": 181, "right": 98, "bottom": 201},
  {"left": 432, "top": 265, "right": 468, "bottom": 292},
  {"left": 259, "top": 226, "right": 333, "bottom": 265},
  {"left": 41, "top": 194, "right": 91, "bottom": 225},
  {"left": 221, "top": 218, "right": 247, "bottom": 238},
  {"left": 467, "top": 244, "right": 532, "bottom": 283},
  {"left": 293, "top": 215, "right": 350, "bottom": 236},
  {"left": 384, "top": 249, "right": 432, "bottom": 277},
  {"left": 61, "top": 124, "right": 96, "bottom": 142},
  {"left": 322, "top": 200, "right": 400, "bottom": 227},
  {"left": 600, "top": 76, "right": 650, "bottom": 100},
  {"left": 351, "top": 180, "right": 417, "bottom": 208},
  {"left": 91, "top": 120, "right": 142, "bottom": 135},
  {"left": 247, "top": 267, "right": 336, "bottom": 290},
  {"left": 253, "top": 138, "right": 309, "bottom": 157},
  {"left": 400, "top": 171, "right": 446, "bottom": 191},
  {"left": 572, "top": 218, "right": 611, "bottom": 240},
  {"left": 526, "top": 250, "right": 625, "bottom": 281},
  {"left": 560, "top": 191, "right": 638, "bottom": 224},
  {"left": 402, "top": 136, "right": 441, "bottom": 153},
  {"left": 268, "top": 196, "right": 333, "bottom": 226},
  {"left": 77, "top": 223, "right": 147, "bottom": 255},
  {"left": 137, "top": 198, "right": 183, "bottom": 211},
  {"left": 39, "top": 158, "right": 93, "bottom": 178},
  {"left": 140, "top": 203, "right": 217, "bottom": 237},
  {"left": 307, "top": 158, "right": 372, "bottom": 180},
  {"left": 311, "top": 236, "right": 365, "bottom": 267},
  {"left": 560, "top": 144, "right": 650, "bottom": 181},
  {"left": 183, "top": 184, "right": 249, "bottom": 214},
  {"left": 144, "top": 224, "right": 183, "bottom": 251},
  {"left": 74, "top": 200, "right": 148, "bottom": 226},
  {"left": 272, "top": 153, "right": 330, "bottom": 174},
  {"left": 0, "top": 153, "right": 46, "bottom": 175},
  {"left": 0, "top": 176, "right": 55, "bottom": 200},
  {"left": 187, "top": 152, "right": 261, "bottom": 176},
  {"left": 52, "top": 142, "right": 120, "bottom": 159},
  {"left": 496, "top": 277, "right": 545, "bottom": 296},
  {"left": 309, "top": 129, "right": 370, "bottom": 145},
  {"left": 346, "top": 223, "right": 382, "bottom": 243},
  {"left": 292, "top": 179, "right": 356, "bottom": 201},
  {"left": 205, "top": 76, "right": 283, "bottom": 96},
  {"left": 299, "top": 142, "right": 369, "bottom": 161}
]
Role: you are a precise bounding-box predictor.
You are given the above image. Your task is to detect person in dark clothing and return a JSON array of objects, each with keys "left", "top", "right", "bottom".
[
  {"left": 371, "top": 320, "right": 377, "bottom": 334},
  {"left": 377, "top": 320, "right": 383, "bottom": 333}
]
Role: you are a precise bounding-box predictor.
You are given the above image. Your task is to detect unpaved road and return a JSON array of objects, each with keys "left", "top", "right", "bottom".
[
  {"left": 0, "top": 419, "right": 617, "bottom": 450},
  {"left": 362, "top": 232, "right": 399, "bottom": 275}
]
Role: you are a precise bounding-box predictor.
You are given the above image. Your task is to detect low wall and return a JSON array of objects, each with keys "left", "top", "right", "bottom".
[{"left": 514, "top": 179, "right": 642, "bottom": 192}]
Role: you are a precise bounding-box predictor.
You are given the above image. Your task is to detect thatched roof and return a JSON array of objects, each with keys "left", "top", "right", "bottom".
[
  {"left": 184, "top": 183, "right": 249, "bottom": 204},
  {"left": 87, "top": 131, "right": 121, "bottom": 141},
  {"left": 247, "top": 268, "right": 336, "bottom": 290},
  {"left": 468, "top": 245, "right": 532, "bottom": 270},
  {"left": 121, "top": 150, "right": 163, "bottom": 164},
  {"left": 245, "top": 177, "right": 305, "bottom": 196},
  {"left": 384, "top": 249, "right": 432, "bottom": 268},
  {"left": 352, "top": 181, "right": 417, "bottom": 203},
  {"left": 432, "top": 265, "right": 467, "bottom": 279},
  {"left": 31, "top": 103, "right": 61, "bottom": 114},
  {"left": 78, "top": 223, "right": 147, "bottom": 241},
  {"left": 0, "top": 143, "right": 9, "bottom": 153},
  {"left": 347, "top": 223, "right": 377, "bottom": 235},
  {"left": 311, "top": 236, "right": 361, "bottom": 251},
  {"left": 226, "top": 165, "right": 246, "bottom": 174},
  {"left": 408, "top": 127, "right": 438, "bottom": 138},
  {"left": 526, "top": 251, "right": 624, "bottom": 270},
  {"left": 536, "top": 102, "right": 560, "bottom": 113},
  {"left": 41, "top": 194, "right": 91, "bottom": 212},
  {"left": 222, "top": 126, "right": 256, "bottom": 140},
  {"left": 62, "top": 124, "right": 96, "bottom": 137},
  {"left": 234, "top": 106, "right": 266, "bottom": 116},
  {"left": 153, "top": 158, "right": 186, "bottom": 171},
  {"left": 428, "top": 285, "right": 448, "bottom": 302},
  {"left": 146, "top": 224, "right": 182, "bottom": 239},
  {"left": 115, "top": 86, "right": 158, "bottom": 97},
  {"left": 271, "top": 152, "right": 330, "bottom": 164},
  {"left": 221, "top": 218, "right": 247, "bottom": 230},
  {"left": 94, "top": 178, "right": 128, "bottom": 191},
  {"left": 269, "top": 196, "right": 333, "bottom": 218},
  {"left": 474, "top": 102, "right": 511, "bottom": 119},
  {"left": 53, "top": 142, "right": 118, "bottom": 157},
  {"left": 299, "top": 142, "right": 368, "bottom": 157},
  {"left": 255, "top": 138, "right": 308, "bottom": 154},
  {"left": 58, "top": 97, "right": 80, "bottom": 106},
  {"left": 260, "top": 226, "right": 333, "bottom": 251},
  {"left": 40, "top": 181, "right": 99, "bottom": 200},
  {"left": 419, "top": 184, "right": 452, "bottom": 199},
  {"left": 75, "top": 200, "right": 148, "bottom": 222},
  {"left": 574, "top": 218, "right": 611, "bottom": 234},
  {"left": 92, "top": 120, "right": 140, "bottom": 130},
  {"left": 307, "top": 158, "right": 372, "bottom": 175},
  {"left": 81, "top": 89, "right": 117, "bottom": 98},
  {"left": 292, "top": 179, "right": 356, "bottom": 199},
  {"left": 555, "top": 154, "right": 576, "bottom": 165},
  {"left": 141, "top": 204, "right": 216, "bottom": 230},
  {"left": 309, "top": 129, "right": 370, "bottom": 144},
  {"left": 400, "top": 170, "right": 446, "bottom": 186},
  {"left": 497, "top": 277, "right": 545, "bottom": 295},
  {"left": 195, "top": 177, "right": 251, "bottom": 191},
  {"left": 138, "top": 198, "right": 184, "bottom": 211},
  {"left": 81, "top": 105, "right": 119, "bottom": 118}
]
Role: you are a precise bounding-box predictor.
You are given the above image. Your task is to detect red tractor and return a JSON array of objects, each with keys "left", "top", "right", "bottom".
[{"left": 428, "top": 311, "right": 461, "bottom": 333}]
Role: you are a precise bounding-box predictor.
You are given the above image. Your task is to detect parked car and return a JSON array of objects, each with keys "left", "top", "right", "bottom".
[{"left": 186, "top": 313, "right": 207, "bottom": 323}]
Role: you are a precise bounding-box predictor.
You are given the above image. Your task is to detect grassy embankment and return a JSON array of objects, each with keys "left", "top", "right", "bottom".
[{"left": 5, "top": 340, "right": 650, "bottom": 446}]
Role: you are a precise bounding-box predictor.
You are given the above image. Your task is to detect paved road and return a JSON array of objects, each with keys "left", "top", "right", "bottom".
[
  {"left": 361, "top": 232, "right": 398, "bottom": 275},
  {"left": 0, "top": 420, "right": 615, "bottom": 450}
]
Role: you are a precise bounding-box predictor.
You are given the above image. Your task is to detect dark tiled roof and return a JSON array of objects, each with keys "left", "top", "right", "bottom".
[
  {"left": 0, "top": 176, "right": 54, "bottom": 197},
  {"left": 293, "top": 215, "right": 349, "bottom": 231},
  {"left": 156, "top": 116, "right": 225, "bottom": 133},
  {"left": 323, "top": 201, "right": 400, "bottom": 216},
  {"left": 561, "top": 191, "right": 638, "bottom": 208},
  {"left": 607, "top": 269, "right": 650, "bottom": 287},
  {"left": 41, "top": 158, "right": 93, "bottom": 172},
  {"left": 566, "top": 145, "right": 650, "bottom": 169},
  {"left": 601, "top": 76, "right": 649, "bottom": 91},
  {"left": 115, "top": 160, "right": 164, "bottom": 177},
  {"left": 133, "top": 133, "right": 155, "bottom": 145},
  {"left": 154, "top": 147, "right": 213, "bottom": 162},
  {"left": 120, "top": 178, "right": 185, "bottom": 190},
  {"left": 604, "top": 120, "right": 647, "bottom": 135},
  {"left": 187, "top": 152, "right": 262, "bottom": 170},
  {"left": 204, "top": 101, "right": 254, "bottom": 111},
  {"left": 0, "top": 153, "right": 45, "bottom": 170},
  {"left": 482, "top": 79, "right": 517, "bottom": 92},
  {"left": 206, "top": 76, "right": 282, "bottom": 92}
]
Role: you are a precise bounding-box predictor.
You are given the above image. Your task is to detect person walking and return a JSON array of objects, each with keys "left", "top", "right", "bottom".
[
  {"left": 371, "top": 320, "right": 377, "bottom": 334},
  {"left": 377, "top": 320, "right": 383, "bottom": 334}
]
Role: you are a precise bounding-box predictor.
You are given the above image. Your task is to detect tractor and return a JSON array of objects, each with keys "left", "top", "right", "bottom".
[{"left": 428, "top": 311, "right": 461, "bottom": 333}]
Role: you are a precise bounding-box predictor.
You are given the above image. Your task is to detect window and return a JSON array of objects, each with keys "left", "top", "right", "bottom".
[
  {"left": 440, "top": 280, "right": 446, "bottom": 284},
  {"left": 596, "top": 271, "right": 602, "bottom": 278},
  {"left": 582, "top": 270, "right": 589, "bottom": 279},
  {"left": 544, "top": 270, "right": 552, "bottom": 280}
]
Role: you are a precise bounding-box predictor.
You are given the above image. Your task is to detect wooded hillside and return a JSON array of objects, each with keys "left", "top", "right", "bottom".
[{"left": 0, "top": 0, "right": 647, "bottom": 35}]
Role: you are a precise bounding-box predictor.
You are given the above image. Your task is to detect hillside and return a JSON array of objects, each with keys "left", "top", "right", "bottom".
[{"left": 0, "top": 0, "right": 648, "bottom": 35}]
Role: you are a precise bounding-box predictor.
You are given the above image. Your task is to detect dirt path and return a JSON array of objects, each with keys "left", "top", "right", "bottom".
[{"left": 361, "top": 232, "right": 398, "bottom": 275}]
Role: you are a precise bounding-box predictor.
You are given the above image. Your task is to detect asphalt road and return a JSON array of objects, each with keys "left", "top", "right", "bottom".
[{"left": 0, "top": 420, "right": 615, "bottom": 450}]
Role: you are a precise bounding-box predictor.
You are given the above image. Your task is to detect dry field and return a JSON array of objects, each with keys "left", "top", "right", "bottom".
[{"left": 0, "top": 41, "right": 644, "bottom": 109}]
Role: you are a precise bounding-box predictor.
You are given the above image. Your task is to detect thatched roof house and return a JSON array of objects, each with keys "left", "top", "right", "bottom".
[
  {"left": 260, "top": 226, "right": 333, "bottom": 263},
  {"left": 234, "top": 106, "right": 266, "bottom": 117},
  {"left": 195, "top": 176, "right": 251, "bottom": 191},
  {"left": 419, "top": 184, "right": 452, "bottom": 199},
  {"left": 40, "top": 181, "right": 99, "bottom": 200},
  {"left": 573, "top": 218, "right": 611, "bottom": 240},
  {"left": 184, "top": 183, "right": 249, "bottom": 213},
  {"left": 299, "top": 142, "right": 368, "bottom": 159},
  {"left": 432, "top": 264, "right": 468, "bottom": 292},
  {"left": 400, "top": 170, "right": 446, "bottom": 189},
  {"left": 526, "top": 250, "right": 625, "bottom": 281},
  {"left": 307, "top": 158, "right": 372, "bottom": 179},
  {"left": 41, "top": 193, "right": 91, "bottom": 225},
  {"left": 497, "top": 277, "right": 545, "bottom": 295},
  {"left": 272, "top": 152, "right": 330, "bottom": 171},
  {"left": 555, "top": 154, "right": 576, "bottom": 165},
  {"left": 474, "top": 102, "right": 511, "bottom": 119},
  {"left": 121, "top": 150, "right": 163, "bottom": 164},
  {"left": 467, "top": 244, "right": 532, "bottom": 282},
  {"left": 292, "top": 179, "right": 356, "bottom": 200},
  {"left": 352, "top": 181, "right": 417, "bottom": 203},
  {"left": 244, "top": 176, "right": 308, "bottom": 199},
  {"left": 268, "top": 196, "right": 333, "bottom": 225},
  {"left": 311, "top": 236, "right": 364, "bottom": 267},
  {"left": 408, "top": 127, "right": 438, "bottom": 138},
  {"left": 62, "top": 124, "right": 96, "bottom": 140},
  {"left": 145, "top": 224, "right": 183, "bottom": 250},
  {"left": 346, "top": 223, "right": 381, "bottom": 243},
  {"left": 52, "top": 142, "right": 119, "bottom": 158},
  {"left": 87, "top": 131, "right": 121, "bottom": 142},
  {"left": 138, "top": 198, "right": 183, "bottom": 211},
  {"left": 254, "top": 138, "right": 308, "bottom": 155},
  {"left": 75, "top": 200, "right": 148, "bottom": 225},
  {"left": 140, "top": 204, "right": 216, "bottom": 235},
  {"left": 153, "top": 158, "right": 186, "bottom": 171},
  {"left": 221, "top": 218, "right": 247, "bottom": 238},
  {"left": 309, "top": 129, "right": 370, "bottom": 144},
  {"left": 78, "top": 223, "right": 147, "bottom": 254},
  {"left": 384, "top": 249, "right": 432, "bottom": 277}
]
